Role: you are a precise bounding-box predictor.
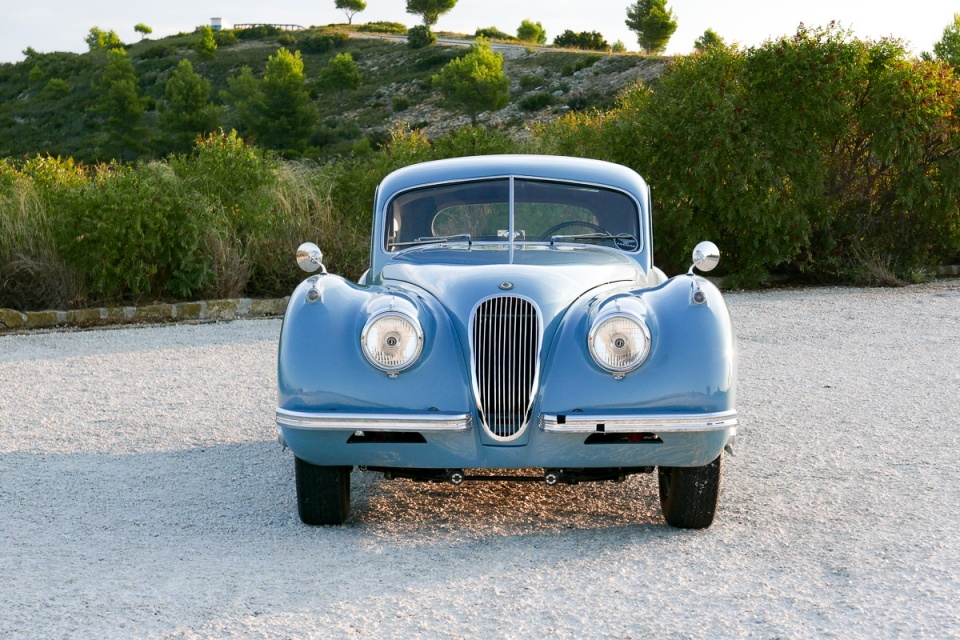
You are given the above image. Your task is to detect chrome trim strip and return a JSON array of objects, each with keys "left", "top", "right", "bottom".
[
  {"left": 539, "top": 410, "right": 738, "bottom": 433},
  {"left": 276, "top": 409, "right": 473, "bottom": 431}
]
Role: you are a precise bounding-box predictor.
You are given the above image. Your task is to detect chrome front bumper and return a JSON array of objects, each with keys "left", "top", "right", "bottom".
[
  {"left": 275, "top": 408, "right": 473, "bottom": 431},
  {"left": 539, "top": 410, "right": 737, "bottom": 433}
]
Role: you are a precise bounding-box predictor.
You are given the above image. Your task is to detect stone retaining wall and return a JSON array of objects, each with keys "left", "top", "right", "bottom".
[{"left": 0, "top": 297, "right": 289, "bottom": 331}]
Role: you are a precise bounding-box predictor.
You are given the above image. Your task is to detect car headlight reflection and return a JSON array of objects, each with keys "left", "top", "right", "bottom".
[
  {"left": 361, "top": 312, "right": 423, "bottom": 372},
  {"left": 588, "top": 312, "right": 651, "bottom": 373}
]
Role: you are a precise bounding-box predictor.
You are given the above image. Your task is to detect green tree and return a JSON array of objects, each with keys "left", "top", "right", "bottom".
[
  {"left": 625, "top": 0, "right": 678, "bottom": 55},
  {"left": 134, "top": 23, "right": 153, "bottom": 40},
  {"left": 158, "top": 60, "right": 222, "bottom": 153},
  {"left": 694, "top": 28, "right": 724, "bottom": 52},
  {"left": 85, "top": 27, "right": 123, "bottom": 51},
  {"left": 407, "top": 25, "right": 437, "bottom": 48},
  {"left": 432, "top": 38, "right": 509, "bottom": 124},
  {"left": 406, "top": 0, "right": 458, "bottom": 26},
  {"left": 932, "top": 13, "right": 960, "bottom": 68},
  {"left": 93, "top": 49, "right": 147, "bottom": 160},
  {"left": 517, "top": 20, "right": 547, "bottom": 45},
  {"left": 193, "top": 25, "right": 218, "bottom": 60},
  {"left": 335, "top": 0, "right": 367, "bottom": 24},
  {"left": 235, "top": 49, "right": 317, "bottom": 151},
  {"left": 553, "top": 30, "right": 609, "bottom": 51},
  {"left": 611, "top": 40, "right": 627, "bottom": 53},
  {"left": 320, "top": 52, "right": 362, "bottom": 113}
]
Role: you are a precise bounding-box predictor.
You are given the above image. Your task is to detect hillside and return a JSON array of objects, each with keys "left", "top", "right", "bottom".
[{"left": 0, "top": 26, "right": 664, "bottom": 161}]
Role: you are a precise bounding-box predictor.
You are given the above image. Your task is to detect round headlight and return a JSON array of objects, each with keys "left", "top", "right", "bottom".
[
  {"left": 361, "top": 312, "right": 423, "bottom": 372},
  {"left": 588, "top": 312, "right": 651, "bottom": 373}
]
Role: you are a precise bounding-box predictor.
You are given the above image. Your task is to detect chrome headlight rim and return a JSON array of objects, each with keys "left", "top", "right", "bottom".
[
  {"left": 360, "top": 310, "right": 424, "bottom": 372},
  {"left": 587, "top": 311, "right": 651, "bottom": 373}
]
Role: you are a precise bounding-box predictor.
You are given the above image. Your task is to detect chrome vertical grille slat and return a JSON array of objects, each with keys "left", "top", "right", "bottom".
[{"left": 471, "top": 295, "right": 540, "bottom": 440}]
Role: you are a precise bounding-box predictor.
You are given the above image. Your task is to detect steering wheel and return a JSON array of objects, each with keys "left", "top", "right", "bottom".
[{"left": 537, "top": 220, "right": 609, "bottom": 241}]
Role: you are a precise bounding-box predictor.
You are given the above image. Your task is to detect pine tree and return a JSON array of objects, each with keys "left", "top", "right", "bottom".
[
  {"left": 242, "top": 49, "right": 317, "bottom": 151},
  {"left": 335, "top": 0, "right": 367, "bottom": 25},
  {"left": 406, "top": 0, "right": 458, "bottom": 26},
  {"left": 94, "top": 49, "right": 147, "bottom": 160},
  {"left": 320, "top": 52, "right": 362, "bottom": 114},
  {"left": 432, "top": 38, "right": 509, "bottom": 124},
  {"left": 625, "top": 0, "right": 678, "bottom": 55},
  {"left": 159, "top": 59, "right": 222, "bottom": 153}
]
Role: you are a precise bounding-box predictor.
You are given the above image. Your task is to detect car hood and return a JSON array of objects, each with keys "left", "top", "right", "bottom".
[{"left": 379, "top": 245, "right": 645, "bottom": 327}]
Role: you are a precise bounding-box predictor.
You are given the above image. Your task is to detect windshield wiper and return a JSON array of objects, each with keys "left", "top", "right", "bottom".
[
  {"left": 389, "top": 233, "right": 472, "bottom": 248},
  {"left": 549, "top": 233, "right": 638, "bottom": 247}
]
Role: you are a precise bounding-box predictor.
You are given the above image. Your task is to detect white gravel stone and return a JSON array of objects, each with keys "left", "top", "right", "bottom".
[{"left": 1, "top": 282, "right": 959, "bottom": 638}]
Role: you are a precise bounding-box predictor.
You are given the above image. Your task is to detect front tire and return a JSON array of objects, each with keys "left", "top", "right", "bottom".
[
  {"left": 295, "top": 457, "right": 351, "bottom": 525},
  {"left": 658, "top": 454, "right": 722, "bottom": 529}
]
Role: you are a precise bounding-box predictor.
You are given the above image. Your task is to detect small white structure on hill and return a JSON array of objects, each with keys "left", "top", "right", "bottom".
[{"left": 210, "top": 18, "right": 222, "bottom": 31}]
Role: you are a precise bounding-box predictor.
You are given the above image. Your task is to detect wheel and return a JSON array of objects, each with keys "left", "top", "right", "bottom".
[
  {"left": 295, "top": 457, "right": 351, "bottom": 525},
  {"left": 657, "top": 454, "right": 722, "bottom": 529}
]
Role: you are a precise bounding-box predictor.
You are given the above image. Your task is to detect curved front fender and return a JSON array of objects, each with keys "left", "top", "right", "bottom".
[
  {"left": 277, "top": 275, "right": 474, "bottom": 414},
  {"left": 538, "top": 276, "right": 737, "bottom": 414}
]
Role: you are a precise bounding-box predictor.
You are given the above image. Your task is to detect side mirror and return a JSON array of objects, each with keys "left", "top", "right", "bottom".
[
  {"left": 296, "top": 242, "right": 326, "bottom": 273},
  {"left": 689, "top": 241, "right": 720, "bottom": 274}
]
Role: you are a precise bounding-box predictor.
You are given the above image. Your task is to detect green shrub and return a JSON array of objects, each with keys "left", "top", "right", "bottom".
[
  {"left": 213, "top": 30, "right": 238, "bottom": 46},
  {"left": 392, "top": 96, "right": 411, "bottom": 111},
  {"left": 277, "top": 33, "right": 296, "bottom": 47},
  {"left": 356, "top": 21, "right": 408, "bottom": 35},
  {"left": 518, "top": 91, "right": 555, "bottom": 111},
  {"left": 235, "top": 25, "right": 282, "bottom": 40},
  {"left": 518, "top": 73, "right": 541, "bottom": 90},
  {"left": 517, "top": 20, "right": 547, "bottom": 45},
  {"left": 297, "top": 32, "right": 348, "bottom": 54},
  {"left": 536, "top": 24, "right": 960, "bottom": 284},
  {"left": 52, "top": 162, "right": 211, "bottom": 299},
  {"left": 408, "top": 25, "right": 437, "bottom": 49},
  {"left": 137, "top": 45, "right": 171, "bottom": 59},
  {"left": 553, "top": 30, "right": 609, "bottom": 51},
  {"left": 475, "top": 27, "right": 516, "bottom": 41}
]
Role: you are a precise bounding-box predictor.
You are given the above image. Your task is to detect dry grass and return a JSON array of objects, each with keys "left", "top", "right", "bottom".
[{"left": 0, "top": 178, "right": 85, "bottom": 310}]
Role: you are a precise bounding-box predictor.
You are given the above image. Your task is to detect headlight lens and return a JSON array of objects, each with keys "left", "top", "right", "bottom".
[
  {"left": 588, "top": 312, "right": 650, "bottom": 373},
  {"left": 361, "top": 312, "right": 423, "bottom": 372}
]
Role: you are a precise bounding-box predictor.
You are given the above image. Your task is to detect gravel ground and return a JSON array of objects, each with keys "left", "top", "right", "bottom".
[{"left": 1, "top": 282, "right": 959, "bottom": 639}]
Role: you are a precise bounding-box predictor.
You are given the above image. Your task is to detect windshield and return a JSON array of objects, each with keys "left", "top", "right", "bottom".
[{"left": 384, "top": 178, "right": 641, "bottom": 252}]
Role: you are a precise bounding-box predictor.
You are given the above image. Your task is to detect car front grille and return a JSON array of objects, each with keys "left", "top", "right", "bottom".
[{"left": 471, "top": 295, "right": 540, "bottom": 440}]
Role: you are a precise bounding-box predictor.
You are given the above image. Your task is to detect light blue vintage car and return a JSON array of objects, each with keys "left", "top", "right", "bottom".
[{"left": 277, "top": 155, "right": 737, "bottom": 528}]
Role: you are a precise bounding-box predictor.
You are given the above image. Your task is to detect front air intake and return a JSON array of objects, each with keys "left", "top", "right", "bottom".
[{"left": 471, "top": 296, "right": 541, "bottom": 441}]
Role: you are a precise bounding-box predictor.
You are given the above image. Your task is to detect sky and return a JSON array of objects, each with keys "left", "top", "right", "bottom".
[{"left": 1, "top": 0, "right": 957, "bottom": 63}]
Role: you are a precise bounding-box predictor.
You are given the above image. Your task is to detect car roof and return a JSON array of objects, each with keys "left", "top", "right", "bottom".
[{"left": 376, "top": 154, "right": 648, "bottom": 200}]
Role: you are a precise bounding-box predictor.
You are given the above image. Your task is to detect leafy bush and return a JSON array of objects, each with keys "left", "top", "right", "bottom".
[
  {"left": 297, "top": 32, "right": 348, "bottom": 54},
  {"left": 517, "top": 20, "right": 547, "bottom": 45},
  {"left": 536, "top": 24, "right": 960, "bottom": 284},
  {"left": 356, "top": 22, "right": 408, "bottom": 35},
  {"left": 213, "top": 30, "right": 238, "bottom": 47},
  {"left": 137, "top": 45, "right": 171, "bottom": 59},
  {"left": 52, "top": 162, "right": 211, "bottom": 299},
  {"left": 553, "top": 30, "right": 610, "bottom": 52},
  {"left": 235, "top": 25, "right": 282, "bottom": 40},
  {"left": 518, "top": 91, "right": 555, "bottom": 111},
  {"left": 408, "top": 25, "right": 437, "bottom": 49},
  {"left": 392, "top": 96, "right": 411, "bottom": 111},
  {"left": 475, "top": 27, "right": 516, "bottom": 41},
  {"left": 277, "top": 33, "right": 296, "bottom": 47}
]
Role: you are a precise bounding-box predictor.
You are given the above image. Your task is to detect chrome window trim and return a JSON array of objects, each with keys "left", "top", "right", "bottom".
[
  {"left": 587, "top": 310, "right": 652, "bottom": 374},
  {"left": 468, "top": 293, "right": 544, "bottom": 443},
  {"left": 539, "top": 410, "right": 738, "bottom": 433},
  {"left": 360, "top": 309, "right": 424, "bottom": 373},
  {"left": 276, "top": 408, "right": 472, "bottom": 431},
  {"left": 380, "top": 174, "right": 645, "bottom": 257}
]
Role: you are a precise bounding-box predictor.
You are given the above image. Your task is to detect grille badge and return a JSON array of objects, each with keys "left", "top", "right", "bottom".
[{"left": 499, "top": 281, "right": 514, "bottom": 290}]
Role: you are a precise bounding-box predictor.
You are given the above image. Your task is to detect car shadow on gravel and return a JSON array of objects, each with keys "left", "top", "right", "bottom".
[{"left": 1, "top": 443, "right": 671, "bottom": 546}]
